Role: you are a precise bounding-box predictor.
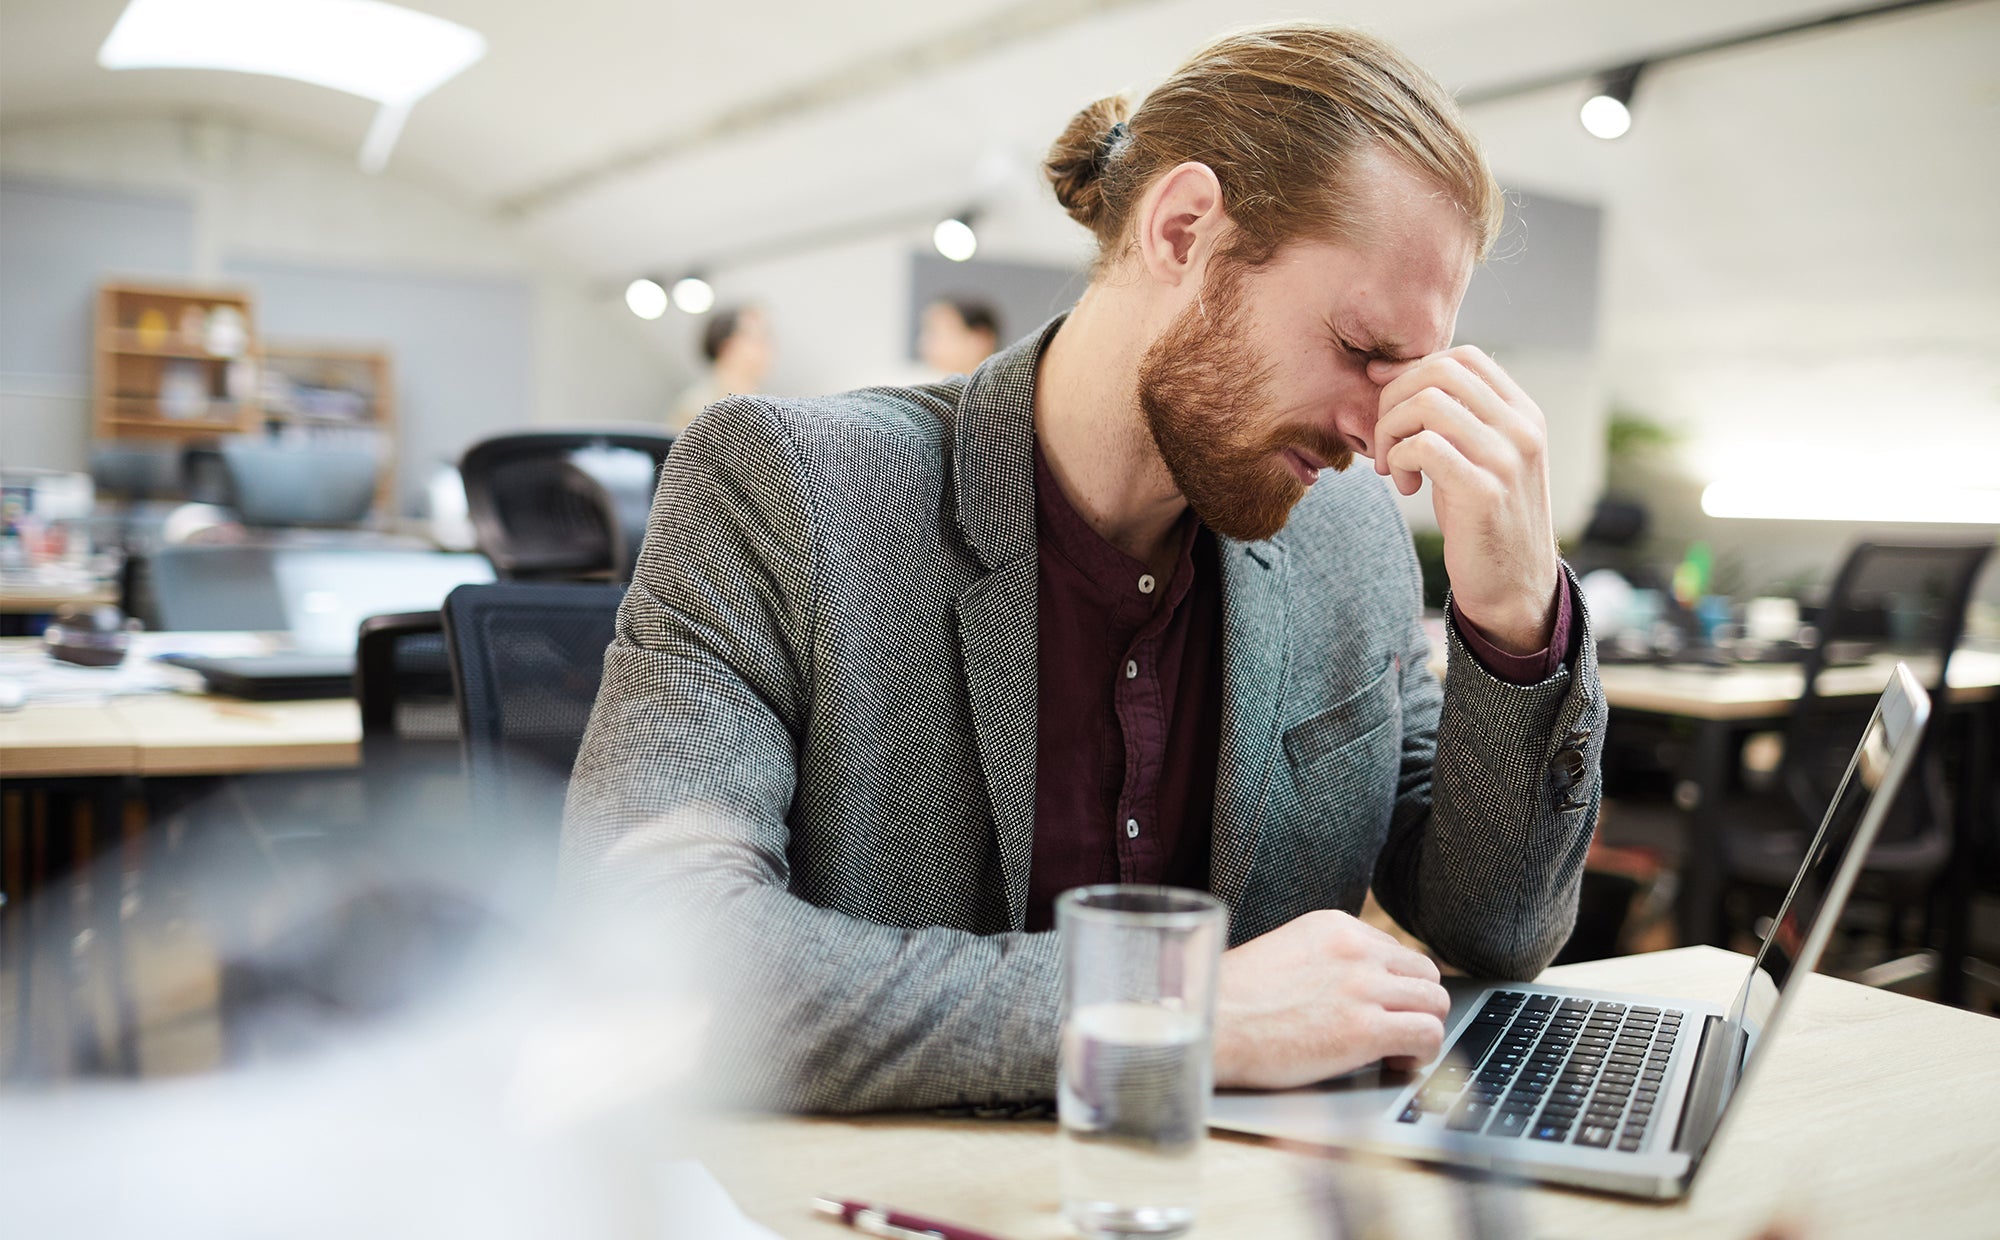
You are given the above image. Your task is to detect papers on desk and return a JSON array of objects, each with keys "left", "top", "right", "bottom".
[
  {"left": 660, "top": 1160, "right": 781, "bottom": 1239},
  {"left": 0, "top": 631, "right": 276, "bottom": 705}
]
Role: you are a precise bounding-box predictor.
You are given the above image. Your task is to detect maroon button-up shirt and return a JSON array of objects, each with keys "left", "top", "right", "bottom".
[
  {"left": 1028, "top": 438, "right": 1574, "bottom": 932},
  {"left": 1029, "top": 440, "right": 1221, "bottom": 930}
]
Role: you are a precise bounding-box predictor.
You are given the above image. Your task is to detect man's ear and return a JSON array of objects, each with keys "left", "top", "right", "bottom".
[{"left": 1133, "top": 161, "right": 1228, "bottom": 289}]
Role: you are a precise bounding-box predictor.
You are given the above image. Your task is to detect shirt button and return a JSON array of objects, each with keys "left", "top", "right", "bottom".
[
  {"left": 1137, "top": 574, "right": 1156, "bottom": 594},
  {"left": 1125, "top": 660, "right": 1138, "bottom": 679},
  {"left": 1125, "top": 818, "right": 1140, "bottom": 838}
]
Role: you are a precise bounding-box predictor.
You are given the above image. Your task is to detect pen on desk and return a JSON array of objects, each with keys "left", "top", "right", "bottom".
[{"left": 811, "top": 1196, "right": 1006, "bottom": 1240}]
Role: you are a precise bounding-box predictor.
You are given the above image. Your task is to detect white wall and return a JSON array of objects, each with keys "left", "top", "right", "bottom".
[
  {"left": 1465, "top": 2, "right": 2000, "bottom": 594},
  {"left": 0, "top": 115, "right": 680, "bottom": 510}
]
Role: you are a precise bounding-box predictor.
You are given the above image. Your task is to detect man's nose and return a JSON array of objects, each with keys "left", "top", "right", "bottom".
[{"left": 1353, "top": 359, "right": 1418, "bottom": 456}]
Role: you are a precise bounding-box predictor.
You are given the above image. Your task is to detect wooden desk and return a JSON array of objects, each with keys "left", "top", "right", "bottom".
[
  {"left": 0, "top": 578, "right": 118, "bottom": 615},
  {"left": 0, "top": 694, "right": 359, "bottom": 780},
  {"left": 1595, "top": 650, "right": 2000, "bottom": 947},
  {"left": 690, "top": 946, "right": 2000, "bottom": 1239}
]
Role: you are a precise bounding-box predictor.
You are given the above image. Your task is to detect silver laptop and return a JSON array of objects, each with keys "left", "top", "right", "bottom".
[
  {"left": 1211, "top": 662, "right": 1931, "bottom": 1199},
  {"left": 275, "top": 549, "right": 493, "bottom": 656}
]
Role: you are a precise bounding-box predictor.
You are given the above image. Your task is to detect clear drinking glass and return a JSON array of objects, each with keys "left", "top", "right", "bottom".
[{"left": 1056, "top": 885, "right": 1227, "bottom": 1239}]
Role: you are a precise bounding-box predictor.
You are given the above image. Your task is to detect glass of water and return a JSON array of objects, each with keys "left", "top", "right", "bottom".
[{"left": 1056, "top": 885, "right": 1227, "bottom": 1239}]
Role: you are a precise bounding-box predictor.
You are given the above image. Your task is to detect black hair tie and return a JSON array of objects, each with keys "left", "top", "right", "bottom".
[{"left": 1093, "top": 121, "right": 1130, "bottom": 177}]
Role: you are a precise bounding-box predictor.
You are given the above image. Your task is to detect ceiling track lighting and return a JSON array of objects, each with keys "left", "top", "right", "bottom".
[
  {"left": 1458, "top": 0, "right": 1966, "bottom": 145},
  {"left": 624, "top": 277, "right": 668, "bottom": 320},
  {"left": 933, "top": 210, "right": 980, "bottom": 262},
  {"left": 619, "top": 200, "right": 991, "bottom": 316},
  {"left": 1580, "top": 62, "right": 1644, "bottom": 140},
  {"left": 670, "top": 275, "right": 716, "bottom": 315}
]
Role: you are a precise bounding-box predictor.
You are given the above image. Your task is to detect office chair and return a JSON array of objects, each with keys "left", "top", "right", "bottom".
[
  {"left": 1721, "top": 540, "right": 1994, "bottom": 979},
  {"left": 458, "top": 430, "right": 674, "bottom": 584},
  {"left": 440, "top": 582, "right": 625, "bottom": 877},
  {"left": 355, "top": 610, "right": 461, "bottom": 813}
]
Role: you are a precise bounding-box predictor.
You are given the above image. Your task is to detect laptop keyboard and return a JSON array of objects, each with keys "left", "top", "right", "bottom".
[{"left": 1396, "top": 991, "right": 1683, "bottom": 1153}]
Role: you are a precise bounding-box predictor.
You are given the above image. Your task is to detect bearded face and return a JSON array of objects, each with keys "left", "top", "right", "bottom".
[{"left": 1136, "top": 263, "right": 1354, "bottom": 542}]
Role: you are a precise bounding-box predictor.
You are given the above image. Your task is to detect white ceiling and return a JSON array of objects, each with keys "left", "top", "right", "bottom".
[{"left": 4, "top": 0, "right": 1993, "bottom": 288}]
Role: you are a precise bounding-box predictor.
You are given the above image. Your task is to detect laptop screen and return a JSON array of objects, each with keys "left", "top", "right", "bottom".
[
  {"left": 1726, "top": 664, "right": 1930, "bottom": 1052},
  {"left": 276, "top": 550, "right": 495, "bottom": 656}
]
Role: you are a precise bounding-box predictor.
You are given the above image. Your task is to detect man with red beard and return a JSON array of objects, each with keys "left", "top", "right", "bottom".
[{"left": 563, "top": 24, "right": 1604, "bottom": 1111}]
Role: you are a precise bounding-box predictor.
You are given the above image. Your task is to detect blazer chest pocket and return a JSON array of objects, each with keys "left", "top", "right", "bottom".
[
  {"left": 1249, "top": 656, "right": 1404, "bottom": 926},
  {"left": 1282, "top": 654, "right": 1402, "bottom": 778}
]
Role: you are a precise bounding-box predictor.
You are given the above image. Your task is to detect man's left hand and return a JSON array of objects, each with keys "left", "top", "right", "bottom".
[{"left": 1371, "top": 345, "right": 1559, "bottom": 656}]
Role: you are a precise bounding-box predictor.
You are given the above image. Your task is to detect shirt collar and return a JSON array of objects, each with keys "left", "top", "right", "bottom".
[
  {"left": 1034, "top": 435, "right": 1204, "bottom": 617},
  {"left": 950, "top": 313, "right": 1066, "bottom": 571}
]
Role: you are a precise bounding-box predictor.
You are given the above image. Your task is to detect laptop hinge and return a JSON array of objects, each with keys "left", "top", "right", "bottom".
[{"left": 1672, "top": 1014, "right": 1742, "bottom": 1155}]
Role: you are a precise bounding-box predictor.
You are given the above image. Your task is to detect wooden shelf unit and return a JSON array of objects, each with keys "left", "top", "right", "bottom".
[
  {"left": 93, "top": 283, "right": 261, "bottom": 441},
  {"left": 258, "top": 343, "right": 398, "bottom": 515}
]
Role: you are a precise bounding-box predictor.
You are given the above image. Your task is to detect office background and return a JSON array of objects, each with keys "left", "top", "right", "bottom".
[
  {"left": 2, "top": 4, "right": 1999, "bottom": 1235},
  {"left": 3, "top": 0, "right": 1994, "bottom": 581}
]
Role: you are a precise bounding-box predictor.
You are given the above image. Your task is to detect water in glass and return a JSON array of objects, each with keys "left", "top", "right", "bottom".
[{"left": 1058, "top": 1000, "right": 1210, "bottom": 1238}]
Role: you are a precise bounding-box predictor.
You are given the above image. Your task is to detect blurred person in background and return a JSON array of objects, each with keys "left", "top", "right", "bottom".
[
  {"left": 918, "top": 297, "right": 1003, "bottom": 376},
  {"left": 670, "top": 304, "right": 775, "bottom": 433},
  {"left": 569, "top": 23, "right": 1604, "bottom": 1113}
]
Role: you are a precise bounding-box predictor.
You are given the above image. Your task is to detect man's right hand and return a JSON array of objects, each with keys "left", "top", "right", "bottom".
[{"left": 1211, "top": 909, "right": 1450, "bottom": 1090}]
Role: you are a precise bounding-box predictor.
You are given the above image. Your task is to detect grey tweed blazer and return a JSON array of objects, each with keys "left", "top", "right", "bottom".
[{"left": 561, "top": 318, "right": 1606, "bottom": 1114}]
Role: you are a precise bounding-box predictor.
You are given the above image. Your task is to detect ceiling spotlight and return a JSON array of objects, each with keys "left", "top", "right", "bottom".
[
  {"left": 933, "top": 215, "right": 978, "bottom": 263},
  {"left": 624, "top": 277, "right": 668, "bottom": 320},
  {"left": 671, "top": 276, "right": 716, "bottom": 315},
  {"left": 1580, "top": 63, "right": 1643, "bottom": 141}
]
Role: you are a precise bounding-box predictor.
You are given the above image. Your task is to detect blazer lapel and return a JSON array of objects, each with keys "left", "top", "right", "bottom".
[
  {"left": 956, "top": 560, "right": 1039, "bottom": 929},
  {"left": 1211, "top": 536, "right": 1292, "bottom": 915},
  {"left": 947, "top": 318, "right": 1062, "bottom": 930}
]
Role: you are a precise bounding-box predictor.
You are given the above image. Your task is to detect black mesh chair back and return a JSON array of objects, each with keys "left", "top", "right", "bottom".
[
  {"left": 458, "top": 431, "right": 673, "bottom": 583},
  {"left": 1783, "top": 540, "right": 1993, "bottom": 861},
  {"left": 357, "top": 610, "right": 457, "bottom": 742},
  {"left": 441, "top": 582, "right": 625, "bottom": 871}
]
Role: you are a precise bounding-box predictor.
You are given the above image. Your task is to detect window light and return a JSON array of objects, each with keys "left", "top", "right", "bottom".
[
  {"left": 99, "top": 0, "right": 486, "bottom": 172},
  {"left": 1701, "top": 479, "right": 2000, "bottom": 525}
]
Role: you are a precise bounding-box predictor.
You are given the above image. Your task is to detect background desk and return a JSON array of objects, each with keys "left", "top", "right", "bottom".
[
  {"left": 1596, "top": 650, "right": 2000, "bottom": 948},
  {"left": 0, "top": 694, "right": 359, "bottom": 779},
  {"left": 691, "top": 945, "right": 2000, "bottom": 1239},
  {"left": 0, "top": 580, "right": 118, "bottom": 614}
]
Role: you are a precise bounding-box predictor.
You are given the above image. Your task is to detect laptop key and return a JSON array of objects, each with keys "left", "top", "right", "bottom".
[
  {"left": 1398, "top": 1104, "right": 1423, "bottom": 1123},
  {"left": 1530, "top": 1123, "right": 1570, "bottom": 1141},
  {"left": 1575, "top": 1124, "right": 1615, "bottom": 1148},
  {"left": 1489, "top": 1109, "right": 1531, "bottom": 1137},
  {"left": 1449, "top": 1023, "right": 1507, "bottom": 1068},
  {"left": 1447, "top": 1100, "right": 1495, "bottom": 1132},
  {"left": 1617, "top": 1137, "right": 1643, "bottom": 1152}
]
